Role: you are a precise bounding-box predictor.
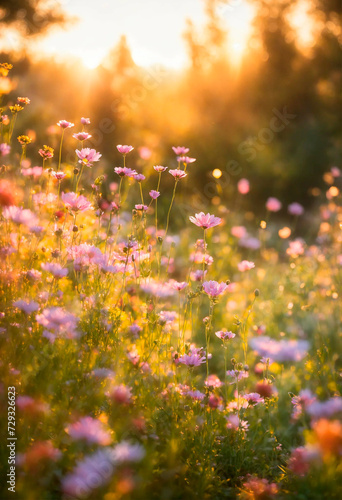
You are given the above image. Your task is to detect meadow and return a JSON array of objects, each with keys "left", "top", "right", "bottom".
[{"left": 0, "top": 62, "right": 341, "bottom": 499}]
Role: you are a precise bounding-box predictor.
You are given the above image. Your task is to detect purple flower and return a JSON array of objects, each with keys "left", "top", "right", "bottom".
[
  {"left": 172, "top": 146, "right": 189, "bottom": 155},
  {"left": 62, "top": 192, "right": 92, "bottom": 212},
  {"left": 149, "top": 190, "right": 160, "bottom": 199},
  {"left": 114, "top": 167, "right": 137, "bottom": 177}
]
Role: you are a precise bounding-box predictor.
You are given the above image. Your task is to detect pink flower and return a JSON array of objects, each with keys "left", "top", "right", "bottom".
[
  {"left": 172, "top": 146, "right": 189, "bottom": 155},
  {"left": 215, "top": 330, "right": 235, "bottom": 341},
  {"left": 3, "top": 206, "right": 38, "bottom": 228},
  {"left": 177, "top": 156, "right": 196, "bottom": 164},
  {"left": 76, "top": 148, "right": 101, "bottom": 166},
  {"left": 62, "top": 192, "right": 92, "bottom": 212},
  {"left": 237, "top": 178, "right": 250, "bottom": 194},
  {"left": 21, "top": 166, "right": 43, "bottom": 179},
  {"left": 286, "top": 239, "right": 305, "bottom": 258},
  {"left": 266, "top": 197, "right": 282, "bottom": 212},
  {"left": 231, "top": 226, "right": 247, "bottom": 239},
  {"left": 168, "top": 280, "right": 188, "bottom": 291},
  {"left": 226, "top": 414, "right": 249, "bottom": 431},
  {"left": 288, "top": 202, "right": 304, "bottom": 216},
  {"left": 107, "top": 385, "right": 132, "bottom": 405},
  {"left": 57, "top": 120, "right": 74, "bottom": 129},
  {"left": 114, "top": 167, "right": 137, "bottom": 177},
  {"left": 190, "top": 269, "right": 207, "bottom": 281},
  {"left": 0, "top": 143, "right": 11, "bottom": 156},
  {"left": 149, "top": 190, "right": 160, "bottom": 199},
  {"left": 41, "top": 262, "right": 68, "bottom": 278},
  {"left": 203, "top": 280, "right": 228, "bottom": 298},
  {"left": 73, "top": 132, "right": 92, "bottom": 141},
  {"left": 169, "top": 169, "right": 187, "bottom": 180},
  {"left": 189, "top": 212, "right": 222, "bottom": 229},
  {"left": 50, "top": 171, "right": 66, "bottom": 181},
  {"left": 138, "top": 146, "right": 152, "bottom": 160},
  {"left": 242, "top": 392, "right": 264, "bottom": 405},
  {"left": 117, "top": 144, "right": 134, "bottom": 155},
  {"left": 205, "top": 374, "right": 222, "bottom": 388},
  {"left": 226, "top": 370, "right": 249, "bottom": 382},
  {"left": 288, "top": 446, "right": 321, "bottom": 476},
  {"left": 36, "top": 307, "right": 79, "bottom": 338},
  {"left": 134, "top": 173, "right": 145, "bottom": 182},
  {"left": 154, "top": 165, "right": 168, "bottom": 172},
  {"left": 135, "top": 204, "right": 148, "bottom": 211},
  {"left": 237, "top": 260, "right": 255, "bottom": 272},
  {"left": 331, "top": 166, "right": 340, "bottom": 177},
  {"left": 111, "top": 441, "right": 145, "bottom": 463},
  {"left": 81, "top": 117, "right": 90, "bottom": 125},
  {"left": 66, "top": 417, "right": 112, "bottom": 445},
  {"left": 13, "top": 300, "right": 39, "bottom": 314}
]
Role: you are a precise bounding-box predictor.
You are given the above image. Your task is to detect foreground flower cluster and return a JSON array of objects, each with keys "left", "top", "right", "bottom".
[{"left": 0, "top": 63, "right": 341, "bottom": 499}]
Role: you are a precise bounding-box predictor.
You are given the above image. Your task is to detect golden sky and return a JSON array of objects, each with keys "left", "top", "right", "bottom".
[{"left": 36, "top": 0, "right": 255, "bottom": 69}]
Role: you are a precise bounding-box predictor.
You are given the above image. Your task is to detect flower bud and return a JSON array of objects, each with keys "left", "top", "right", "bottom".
[
  {"left": 254, "top": 289, "right": 260, "bottom": 297},
  {"left": 72, "top": 225, "right": 78, "bottom": 232}
]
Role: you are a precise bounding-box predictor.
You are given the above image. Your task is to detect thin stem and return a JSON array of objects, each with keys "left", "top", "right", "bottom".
[
  {"left": 58, "top": 129, "right": 65, "bottom": 171},
  {"left": 164, "top": 180, "right": 178, "bottom": 240}
]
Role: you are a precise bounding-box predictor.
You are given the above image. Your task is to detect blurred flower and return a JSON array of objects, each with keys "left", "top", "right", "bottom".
[
  {"left": 286, "top": 239, "right": 305, "bottom": 258},
  {"left": 189, "top": 212, "right": 222, "bottom": 229},
  {"left": 168, "top": 280, "right": 188, "bottom": 291},
  {"left": 266, "top": 197, "right": 282, "bottom": 212},
  {"left": 13, "top": 300, "right": 39, "bottom": 314},
  {"left": 215, "top": 330, "right": 235, "bottom": 341},
  {"left": 172, "top": 146, "right": 189, "bottom": 155},
  {"left": 331, "top": 166, "right": 340, "bottom": 177},
  {"left": 50, "top": 171, "right": 66, "bottom": 181},
  {"left": 17, "top": 135, "right": 31, "bottom": 145},
  {"left": 288, "top": 446, "right": 321, "bottom": 476},
  {"left": 135, "top": 204, "right": 148, "bottom": 211},
  {"left": 242, "top": 475, "right": 278, "bottom": 499},
  {"left": 0, "top": 143, "right": 10, "bottom": 156},
  {"left": 134, "top": 173, "right": 145, "bottom": 182},
  {"left": 3, "top": 206, "right": 38, "bottom": 228},
  {"left": 66, "top": 417, "right": 112, "bottom": 445},
  {"left": 41, "top": 262, "right": 68, "bottom": 279},
  {"left": 242, "top": 392, "right": 264, "bottom": 405},
  {"left": 237, "top": 178, "right": 250, "bottom": 194},
  {"left": 238, "top": 260, "right": 255, "bottom": 272},
  {"left": 178, "top": 350, "right": 207, "bottom": 367},
  {"left": 205, "top": 374, "right": 222, "bottom": 388},
  {"left": 278, "top": 226, "right": 291, "bottom": 239},
  {"left": 107, "top": 384, "right": 132, "bottom": 405},
  {"left": 313, "top": 419, "right": 342, "bottom": 456},
  {"left": 0, "top": 180, "right": 17, "bottom": 206},
  {"left": 288, "top": 202, "right": 304, "bottom": 216},
  {"left": 177, "top": 155, "right": 196, "bottom": 164},
  {"left": 231, "top": 226, "right": 247, "bottom": 239},
  {"left": 138, "top": 146, "right": 152, "bottom": 159},
  {"left": 21, "top": 441, "right": 61, "bottom": 472},
  {"left": 81, "top": 117, "right": 90, "bottom": 125},
  {"left": 21, "top": 167, "right": 43, "bottom": 179},
  {"left": 250, "top": 336, "right": 309, "bottom": 362}
]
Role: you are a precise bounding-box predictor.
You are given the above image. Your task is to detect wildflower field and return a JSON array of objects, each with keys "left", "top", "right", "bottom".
[{"left": 0, "top": 62, "right": 341, "bottom": 500}]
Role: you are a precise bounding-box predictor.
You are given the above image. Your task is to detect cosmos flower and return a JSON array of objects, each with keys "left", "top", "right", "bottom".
[
  {"left": 57, "top": 120, "right": 74, "bottom": 129},
  {"left": 76, "top": 148, "right": 102, "bottom": 166},
  {"left": 154, "top": 165, "right": 168, "bottom": 172},
  {"left": 135, "top": 204, "right": 149, "bottom": 211},
  {"left": 73, "top": 132, "right": 92, "bottom": 141},
  {"left": 203, "top": 280, "right": 228, "bottom": 298},
  {"left": 61, "top": 192, "right": 92, "bottom": 212},
  {"left": 36, "top": 307, "right": 79, "bottom": 338},
  {"left": 114, "top": 167, "right": 138, "bottom": 177},
  {"left": 81, "top": 117, "right": 90, "bottom": 125},
  {"left": 50, "top": 171, "right": 66, "bottom": 181},
  {"left": 134, "top": 173, "right": 145, "bottom": 182},
  {"left": 117, "top": 144, "right": 134, "bottom": 154},
  {"left": 178, "top": 351, "right": 207, "bottom": 367},
  {"left": 168, "top": 280, "right": 188, "bottom": 291},
  {"left": 242, "top": 392, "right": 265, "bottom": 405},
  {"left": 38, "top": 145, "right": 54, "bottom": 159},
  {"left": 205, "top": 374, "right": 223, "bottom": 388},
  {"left": 189, "top": 212, "right": 222, "bottom": 230},
  {"left": 149, "top": 190, "right": 160, "bottom": 199},
  {"left": 169, "top": 169, "right": 187, "bottom": 180}
]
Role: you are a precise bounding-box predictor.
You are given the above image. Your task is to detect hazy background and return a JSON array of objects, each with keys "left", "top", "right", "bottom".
[{"left": 1, "top": 0, "right": 341, "bottom": 215}]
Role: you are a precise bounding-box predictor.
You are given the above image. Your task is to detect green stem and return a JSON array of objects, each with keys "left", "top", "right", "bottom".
[
  {"left": 164, "top": 180, "right": 178, "bottom": 239},
  {"left": 58, "top": 129, "right": 65, "bottom": 171}
]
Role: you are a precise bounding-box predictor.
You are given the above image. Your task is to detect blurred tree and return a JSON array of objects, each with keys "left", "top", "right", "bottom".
[{"left": 0, "top": 0, "right": 69, "bottom": 36}]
